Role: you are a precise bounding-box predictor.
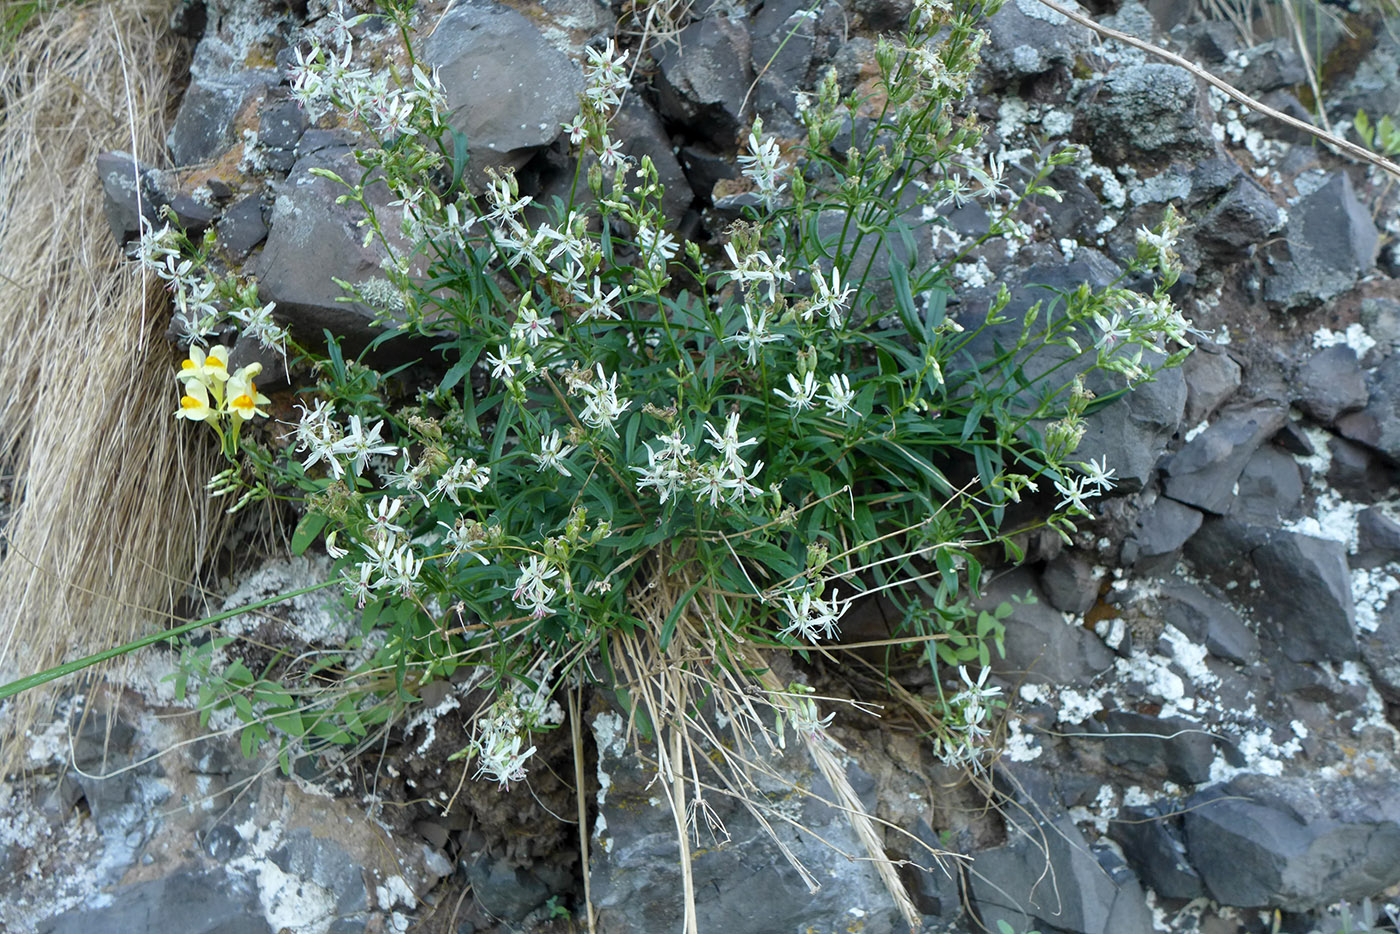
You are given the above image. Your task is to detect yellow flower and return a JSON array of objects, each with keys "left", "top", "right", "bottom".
[
  {"left": 178, "top": 345, "right": 230, "bottom": 384},
  {"left": 175, "top": 380, "right": 215, "bottom": 421},
  {"left": 225, "top": 364, "right": 270, "bottom": 421}
]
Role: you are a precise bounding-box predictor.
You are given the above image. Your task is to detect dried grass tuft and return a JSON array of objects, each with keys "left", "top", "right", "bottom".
[{"left": 0, "top": 0, "right": 226, "bottom": 774}]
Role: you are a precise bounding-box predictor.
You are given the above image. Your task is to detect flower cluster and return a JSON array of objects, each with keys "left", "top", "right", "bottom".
[
  {"left": 175, "top": 345, "right": 271, "bottom": 456},
  {"left": 933, "top": 666, "right": 1004, "bottom": 767}
]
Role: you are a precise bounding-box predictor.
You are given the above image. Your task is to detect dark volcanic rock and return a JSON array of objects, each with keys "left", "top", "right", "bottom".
[
  {"left": 1227, "top": 446, "right": 1303, "bottom": 525},
  {"left": 1296, "top": 345, "right": 1369, "bottom": 425},
  {"left": 1184, "top": 775, "right": 1400, "bottom": 911},
  {"left": 654, "top": 13, "right": 753, "bottom": 147},
  {"left": 1110, "top": 804, "right": 1207, "bottom": 900},
  {"left": 1195, "top": 175, "right": 1282, "bottom": 259},
  {"left": 1040, "top": 552, "right": 1101, "bottom": 616},
  {"left": 423, "top": 0, "right": 585, "bottom": 177},
  {"left": 1337, "top": 352, "right": 1400, "bottom": 462},
  {"left": 1186, "top": 519, "right": 1356, "bottom": 663},
  {"left": 1262, "top": 172, "right": 1379, "bottom": 310},
  {"left": 1084, "top": 64, "right": 1217, "bottom": 167},
  {"left": 1355, "top": 507, "right": 1400, "bottom": 568},
  {"left": 970, "top": 813, "right": 1155, "bottom": 934},
  {"left": 1098, "top": 711, "right": 1219, "bottom": 784},
  {"left": 38, "top": 871, "right": 271, "bottom": 934},
  {"left": 216, "top": 195, "right": 269, "bottom": 262},
  {"left": 982, "top": 567, "right": 1115, "bottom": 686},
  {"left": 1163, "top": 403, "right": 1288, "bottom": 514},
  {"left": 1180, "top": 344, "right": 1241, "bottom": 425},
  {"left": 96, "top": 150, "right": 163, "bottom": 246},
  {"left": 1360, "top": 591, "right": 1400, "bottom": 698},
  {"left": 1156, "top": 578, "right": 1259, "bottom": 664},
  {"left": 1122, "top": 495, "right": 1203, "bottom": 572},
  {"left": 982, "top": 0, "right": 1094, "bottom": 84}
]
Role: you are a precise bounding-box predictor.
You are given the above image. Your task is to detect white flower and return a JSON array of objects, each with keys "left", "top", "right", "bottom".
[
  {"left": 778, "top": 586, "right": 846, "bottom": 643},
  {"left": 331, "top": 416, "right": 397, "bottom": 476},
  {"left": 703, "top": 412, "right": 759, "bottom": 476},
  {"left": 1079, "top": 456, "right": 1116, "bottom": 493},
  {"left": 774, "top": 371, "right": 819, "bottom": 411},
  {"left": 723, "top": 305, "right": 785, "bottom": 365},
  {"left": 563, "top": 114, "right": 588, "bottom": 146},
  {"left": 486, "top": 344, "right": 523, "bottom": 381},
  {"left": 578, "top": 365, "right": 630, "bottom": 434},
  {"left": 366, "top": 496, "right": 405, "bottom": 542},
  {"left": 633, "top": 441, "right": 686, "bottom": 504},
  {"left": 821, "top": 374, "right": 856, "bottom": 416},
  {"left": 737, "top": 129, "right": 787, "bottom": 209},
  {"left": 438, "top": 518, "right": 490, "bottom": 565},
  {"left": 532, "top": 429, "right": 575, "bottom": 476},
  {"left": 1054, "top": 474, "right": 1099, "bottom": 514},
  {"left": 471, "top": 713, "right": 537, "bottom": 791},
  {"left": 598, "top": 135, "right": 627, "bottom": 169},
  {"left": 511, "top": 303, "right": 552, "bottom": 348},
  {"left": 636, "top": 224, "right": 677, "bottom": 271},
  {"left": 723, "top": 242, "right": 792, "bottom": 303},
  {"left": 434, "top": 457, "right": 491, "bottom": 504},
  {"left": 513, "top": 555, "right": 560, "bottom": 618},
  {"left": 810, "top": 266, "right": 853, "bottom": 328},
  {"left": 577, "top": 277, "right": 622, "bottom": 323}
]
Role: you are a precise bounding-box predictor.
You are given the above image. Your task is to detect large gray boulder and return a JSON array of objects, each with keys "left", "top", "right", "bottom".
[{"left": 1261, "top": 172, "right": 1379, "bottom": 310}]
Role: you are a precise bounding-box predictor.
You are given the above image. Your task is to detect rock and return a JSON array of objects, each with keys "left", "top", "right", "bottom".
[
  {"left": 982, "top": 0, "right": 1094, "bottom": 84},
  {"left": 1172, "top": 20, "right": 1241, "bottom": 65},
  {"left": 167, "top": 23, "right": 276, "bottom": 167},
  {"left": 748, "top": 0, "right": 820, "bottom": 130},
  {"left": 1084, "top": 64, "right": 1217, "bottom": 167},
  {"left": 1076, "top": 360, "right": 1187, "bottom": 494},
  {"left": 1360, "top": 592, "right": 1400, "bottom": 698},
  {"left": 1195, "top": 175, "right": 1282, "bottom": 259},
  {"left": 843, "top": 0, "right": 912, "bottom": 31},
  {"left": 1156, "top": 579, "right": 1259, "bottom": 665},
  {"left": 1185, "top": 519, "right": 1357, "bottom": 663},
  {"left": 1180, "top": 344, "right": 1241, "bottom": 426},
  {"left": 609, "top": 97, "right": 694, "bottom": 221},
  {"left": 1296, "top": 345, "right": 1368, "bottom": 425},
  {"left": 982, "top": 567, "right": 1115, "bottom": 686},
  {"left": 1227, "top": 445, "right": 1303, "bottom": 525},
  {"left": 969, "top": 813, "right": 1155, "bottom": 934},
  {"left": 216, "top": 195, "right": 268, "bottom": 261},
  {"left": 1039, "top": 553, "right": 1101, "bottom": 616},
  {"left": 269, "top": 827, "right": 370, "bottom": 927},
  {"left": 1099, "top": 710, "right": 1218, "bottom": 784},
  {"left": 1360, "top": 296, "right": 1400, "bottom": 350},
  {"left": 257, "top": 98, "right": 309, "bottom": 171},
  {"left": 37, "top": 870, "right": 271, "bottom": 934},
  {"left": 96, "top": 150, "right": 163, "bottom": 246},
  {"left": 1235, "top": 38, "right": 1308, "bottom": 92},
  {"left": 1262, "top": 172, "right": 1379, "bottom": 310},
  {"left": 1273, "top": 420, "right": 1314, "bottom": 456},
  {"left": 464, "top": 854, "right": 553, "bottom": 923},
  {"left": 423, "top": 0, "right": 585, "bottom": 178},
  {"left": 654, "top": 14, "right": 753, "bottom": 146},
  {"left": 1337, "top": 351, "right": 1400, "bottom": 462},
  {"left": 1355, "top": 507, "right": 1400, "bottom": 568},
  {"left": 588, "top": 708, "right": 903, "bottom": 934},
  {"left": 1122, "top": 495, "right": 1203, "bottom": 572},
  {"left": 1035, "top": 166, "right": 1108, "bottom": 244},
  {"left": 1163, "top": 403, "right": 1287, "bottom": 514},
  {"left": 1183, "top": 775, "right": 1400, "bottom": 911},
  {"left": 1324, "top": 435, "right": 1391, "bottom": 501},
  {"left": 1110, "top": 804, "right": 1207, "bottom": 900},
  {"left": 256, "top": 145, "right": 410, "bottom": 351}
]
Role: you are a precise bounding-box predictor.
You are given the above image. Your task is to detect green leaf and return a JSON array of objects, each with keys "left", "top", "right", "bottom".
[
  {"left": 291, "top": 512, "right": 329, "bottom": 556},
  {"left": 660, "top": 579, "right": 704, "bottom": 651}
]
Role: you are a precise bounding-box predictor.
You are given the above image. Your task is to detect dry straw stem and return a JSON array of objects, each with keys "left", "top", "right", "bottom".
[
  {"left": 613, "top": 555, "right": 924, "bottom": 934},
  {"left": 0, "top": 0, "right": 227, "bottom": 774},
  {"left": 1035, "top": 0, "right": 1400, "bottom": 180}
]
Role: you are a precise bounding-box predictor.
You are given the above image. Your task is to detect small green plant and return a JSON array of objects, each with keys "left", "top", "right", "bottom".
[
  {"left": 996, "top": 918, "right": 1041, "bottom": 934},
  {"left": 1354, "top": 110, "right": 1400, "bottom": 158}
]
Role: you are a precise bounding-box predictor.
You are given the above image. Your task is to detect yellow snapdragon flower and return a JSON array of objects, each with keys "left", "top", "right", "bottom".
[
  {"left": 175, "top": 380, "right": 215, "bottom": 421},
  {"left": 225, "top": 363, "right": 270, "bottom": 421},
  {"left": 178, "top": 345, "right": 230, "bottom": 385}
]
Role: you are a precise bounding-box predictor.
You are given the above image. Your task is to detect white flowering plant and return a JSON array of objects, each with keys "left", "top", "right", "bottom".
[{"left": 97, "top": 0, "right": 1198, "bottom": 860}]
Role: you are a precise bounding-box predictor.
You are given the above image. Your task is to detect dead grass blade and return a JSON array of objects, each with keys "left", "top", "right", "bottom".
[{"left": 0, "top": 0, "right": 229, "bottom": 774}]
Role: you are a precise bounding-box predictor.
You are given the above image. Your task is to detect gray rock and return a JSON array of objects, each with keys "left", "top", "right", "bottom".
[
  {"left": 1355, "top": 507, "right": 1400, "bottom": 568},
  {"left": 749, "top": 0, "right": 820, "bottom": 129},
  {"left": 38, "top": 870, "right": 272, "bottom": 934},
  {"left": 1185, "top": 519, "right": 1357, "bottom": 663},
  {"left": 168, "top": 27, "right": 276, "bottom": 166},
  {"left": 1235, "top": 38, "right": 1308, "bottom": 92},
  {"left": 1163, "top": 403, "right": 1288, "bottom": 514},
  {"left": 423, "top": 0, "right": 585, "bottom": 177},
  {"left": 1157, "top": 578, "right": 1259, "bottom": 665},
  {"left": 982, "top": 0, "right": 1094, "bottom": 83},
  {"left": 1195, "top": 175, "right": 1282, "bottom": 259},
  {"left": 1227, "top": 446, "right": 1303, "bottom": 525},
  {"left": 1035, "top": 166, "right": 1108, "bottom": 244},
  {"left": 96, "top": 150, "right": 163, "bottom": 246},
  {"left": 969, "top": 814, "right": 1155, "bottom": 934},
  {"left": 1180, "top": 345, "right": 1241, "bottom": 426},
  {"left": 1040, "top": 553, "right": 1101, "bottom": 616},
  {"left": 216, "top": 195, "right": 268, "bottom": 262},
  {"left": 270, "top": 827, "right": 369, "bottom": 920},
  {"left": 1076, "top": 358, "right": 1187, "bottom": 493},
  {"left": 589, "top": 708, "right": 903, "bottom": 934},
  {"left": 256, "top": 146, "right": 409, "bottom": 350},
  {"left": 654, "top": 14, "right": 753, "bottom": 146},
  {"left": 1262, "top": 172, "right": 1379, "bottom": 310},
  {"left": 609, "top": 97, "right": 694, "bottom": 221},
  {"left": 1097, "top": 711, "right": 1218, "bottom": 784},
  {"left": 464, "top": 854, "right": 552, "bottom": 922},
  {"left": 1122, "top": 495, "right": 1203, "bottom": 572},
  {"left": 258, "top": 98, "right": 309, "bottom": 153},
  {"left": 1360, "top": 297, "right": 1400, "bottom": 350},
  {"left": 843, "top": 0, "right": 912, "bottom": 31},
  {"left": 1109, "top": 804, "right": 1206, "bottom": 900},
  {"left": 1183, "top": 775, "right": 1400, "bottom": 911},
  {"left": 1084, "top": 64, "right": 1217, "bottom": 167},
  {"left": 1360, "top": 591, "right": 1400, "bottom": 698},
  {"left": 982, "top": 567, "right": 1115, "bottom": 686},
  {"left": 1296, "top": 345, "right": 1369, "bottom": 424},
  {"left": 1337, "top": 351, "right": 1400, "bottom": 462},
  {"left": 1324, "top": 435, "right": 1392, "bottom": 501}
]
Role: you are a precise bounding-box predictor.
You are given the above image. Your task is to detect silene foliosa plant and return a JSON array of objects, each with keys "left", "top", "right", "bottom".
[{"left": 132, "top": 0, "right": 1192, "bottom": 880}]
